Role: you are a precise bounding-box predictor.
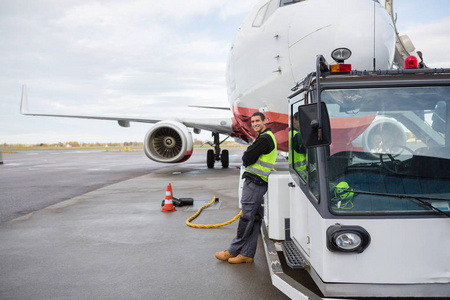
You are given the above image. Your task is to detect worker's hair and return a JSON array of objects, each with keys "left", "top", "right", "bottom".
[
  {"left": 293, "top": 112, "right": 299, "bottom": 120},
  {"left": 251, "top": 111, "right": 266, "bottom": 121}
]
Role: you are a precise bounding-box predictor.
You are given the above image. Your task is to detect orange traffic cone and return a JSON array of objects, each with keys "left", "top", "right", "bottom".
[{"left": 162, "top": 183, "right": 176, "bottom": 212}]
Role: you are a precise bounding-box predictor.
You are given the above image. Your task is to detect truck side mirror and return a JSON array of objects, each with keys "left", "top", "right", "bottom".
[{"left": 298, "top": 102, "right": 331, "bottom": 147}]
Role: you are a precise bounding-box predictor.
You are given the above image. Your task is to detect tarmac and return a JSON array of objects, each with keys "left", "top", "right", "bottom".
[{"left": 0, "top": 154, "right": 289, "bottom": 299}]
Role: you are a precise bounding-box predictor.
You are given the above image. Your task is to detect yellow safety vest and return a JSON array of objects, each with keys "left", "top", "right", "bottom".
[
  {"left": 289, "top": 129, "right": 307, "bottom": 172},
  {"left": 245, "top": 130, "right": 277, "bottom": 182}
]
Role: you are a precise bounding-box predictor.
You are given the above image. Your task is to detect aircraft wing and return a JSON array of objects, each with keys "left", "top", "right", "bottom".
[{"left": 20, "top": 85, "right": 233, "bottom": 135}]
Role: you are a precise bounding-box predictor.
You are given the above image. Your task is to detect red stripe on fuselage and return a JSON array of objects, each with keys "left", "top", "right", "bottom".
[
  {"left": 232, "top": 107, "right": 376, "bottom": 155},
  {"left": 329, "top": 115, "right": 376, "bottom": 155},
  {"left": 232, "top": 106, "right": 289, "bottom": 152}
]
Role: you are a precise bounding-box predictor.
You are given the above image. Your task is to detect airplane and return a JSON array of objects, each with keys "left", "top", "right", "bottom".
[{"left": 21, "top": 0, "right": 417, "bottom": 168}]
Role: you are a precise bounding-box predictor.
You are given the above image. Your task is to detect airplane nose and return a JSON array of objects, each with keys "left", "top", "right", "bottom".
[{"left": 288, "top": 0, "right": 395, "bottom": 82}]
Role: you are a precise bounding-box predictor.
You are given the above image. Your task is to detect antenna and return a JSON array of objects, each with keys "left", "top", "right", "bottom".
[{"left": 372, "top": 0, "right": 376, "bottom": 71}]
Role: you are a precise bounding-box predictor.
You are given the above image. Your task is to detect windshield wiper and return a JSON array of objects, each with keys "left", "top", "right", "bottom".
[{"left": 347, "top": 189, "right": 450, "bottom": 218}]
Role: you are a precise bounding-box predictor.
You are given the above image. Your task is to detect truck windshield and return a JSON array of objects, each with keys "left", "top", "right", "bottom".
[{"left": 322, "top": 86, "right": 450, "bottom": 215}]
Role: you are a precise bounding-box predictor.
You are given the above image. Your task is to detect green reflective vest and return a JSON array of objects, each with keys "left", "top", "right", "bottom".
[
  {"left": 289, "top": 129, "right": 307, "bottom": 172},
  {"left": 245, "top": 130, "right": 277, "bottom": 182}
]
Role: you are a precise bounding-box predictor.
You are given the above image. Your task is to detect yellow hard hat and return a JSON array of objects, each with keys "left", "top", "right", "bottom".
[{"left": 335, "top": 181, "right": 354, "bottom": 200}]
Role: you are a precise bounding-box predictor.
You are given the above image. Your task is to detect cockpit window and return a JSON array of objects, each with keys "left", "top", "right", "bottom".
[
  {"left": 252, "top": 3, "right": 268, "bottom": 27},
  {"left": 253, "top": 0, "right": 279, "bottom": 27},
  {"left": 280, "top": 0, "right": 302, "bottom": 7}
]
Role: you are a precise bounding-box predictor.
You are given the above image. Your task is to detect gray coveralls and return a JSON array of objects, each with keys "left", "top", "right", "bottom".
[{"left": 227, "top": 179, "right": 267, "bottom": 258}]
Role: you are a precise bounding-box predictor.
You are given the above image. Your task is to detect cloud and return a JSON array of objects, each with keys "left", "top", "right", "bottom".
[
  {"left": 3, "top": 1, "right": 237, "bottom": 110},
  {"left": 402, "top": 17, "right": 450, "bottom": 67},
  {"left": 1, "top": 0, "right": 245, "bottom": 144},
  {"left": 1, "top": 0, "right": 448, "bottom": 144}
]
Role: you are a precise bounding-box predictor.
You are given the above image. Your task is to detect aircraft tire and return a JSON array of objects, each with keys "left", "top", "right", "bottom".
[
  {"left": 221, "top": 150, "right": 229, "bottom": 168},
  {"left": 207, "top": 149, "right": 215, "bottom": 168}
]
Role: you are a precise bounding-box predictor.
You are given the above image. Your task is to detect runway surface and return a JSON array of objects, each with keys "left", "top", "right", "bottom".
[
  {"left": 0, "top": 149, "right": 289, "bottom": 299},
  {"left": 1, "top": 150, "right": 167, "bottom": 222}
]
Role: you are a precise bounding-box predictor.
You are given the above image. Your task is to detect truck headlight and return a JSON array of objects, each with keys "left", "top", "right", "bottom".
[
  {"left": 327, "top": 224, "right": 371, "bottom": 253},
  {"left": 335, "top": 233, "right": 361, "bottom": 249}
]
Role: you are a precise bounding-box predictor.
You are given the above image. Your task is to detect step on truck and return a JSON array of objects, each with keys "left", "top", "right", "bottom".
[{"left": 262, "top": 49, "right": 450, "bottom": 299}]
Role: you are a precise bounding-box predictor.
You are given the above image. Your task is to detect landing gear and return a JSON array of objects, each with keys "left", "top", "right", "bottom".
[
  {"left": 207, "top": 149, "right": 214, "bottom": 168},
  {"left": 221, "top": 150, "right": 229, "bottom": 168},
  {"left": 206, "top": 132, "right": 230, "bottom": 169}
]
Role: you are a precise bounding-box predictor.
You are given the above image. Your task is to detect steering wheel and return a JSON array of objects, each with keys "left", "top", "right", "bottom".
[{"left": 379, "top": 145, "right": 414, "bottom": 175}]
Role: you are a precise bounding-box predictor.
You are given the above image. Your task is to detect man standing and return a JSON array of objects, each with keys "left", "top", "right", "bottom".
[
  {"left": 215, "top": 112, "right": 277, "bottom": 264},
  {"left": 289, "top": 112, "right": 307, "bottom": 176}
]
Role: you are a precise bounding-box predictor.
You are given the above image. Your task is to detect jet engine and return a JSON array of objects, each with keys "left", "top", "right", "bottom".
[
  {"left": 143, "top": 120, "right": 193, "bottom": 163},
  {"left": 361, "top": 117, "right": 407, "bottom": 158}
]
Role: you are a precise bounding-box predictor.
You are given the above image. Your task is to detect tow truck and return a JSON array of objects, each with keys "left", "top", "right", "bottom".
[{"left": 262, "top": 49, "right": 450, "bottom": 299}]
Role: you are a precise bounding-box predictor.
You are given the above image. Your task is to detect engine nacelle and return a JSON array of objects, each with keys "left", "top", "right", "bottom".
[
  {"left": 362, "top": 117, "right": 406, "bottom": 158},
  {"left": 144, "top": 120, "right": 193, "bottom": 163}
]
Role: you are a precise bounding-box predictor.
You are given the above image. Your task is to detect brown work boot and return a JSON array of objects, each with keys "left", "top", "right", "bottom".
[
  {"left": 215, "top": 250, "right": 236, "bottom": 261},
  {"left": 228, "top": 254, "right": 254, "bottom": 264}
]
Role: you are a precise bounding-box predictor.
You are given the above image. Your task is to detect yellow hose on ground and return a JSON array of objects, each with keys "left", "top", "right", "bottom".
[{"left": 186, "top": 196, "right": 242, "bottom": 228}]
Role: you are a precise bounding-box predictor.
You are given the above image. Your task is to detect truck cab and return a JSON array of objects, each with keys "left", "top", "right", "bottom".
[{"left": 263, "top": 54, "right": 450, "bottom": 299}]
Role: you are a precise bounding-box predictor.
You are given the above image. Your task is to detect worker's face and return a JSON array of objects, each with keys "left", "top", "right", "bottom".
[
  {"left": 251, "top": 115, "right": 266, "bottom": 134},
  {"left": 293, "top": 118, "right": 300, "bottom": 130}
]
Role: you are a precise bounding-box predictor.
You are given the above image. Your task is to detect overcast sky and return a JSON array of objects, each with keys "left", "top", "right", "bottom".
[{"left": 1, "top": 0, "right": 450, "bottom": 144}]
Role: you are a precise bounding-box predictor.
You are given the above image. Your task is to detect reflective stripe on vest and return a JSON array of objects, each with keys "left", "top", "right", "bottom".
[
  {"left": 293, "top": 159, "right": 306, "bottom": 169},
  {"left": 245, "top": 130, "right": 277, "bottom": 182}
]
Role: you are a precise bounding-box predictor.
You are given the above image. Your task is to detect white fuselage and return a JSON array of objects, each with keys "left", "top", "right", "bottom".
[{"left": 226, "top": 0, "right": 395, "bottom": 151}]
